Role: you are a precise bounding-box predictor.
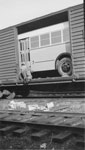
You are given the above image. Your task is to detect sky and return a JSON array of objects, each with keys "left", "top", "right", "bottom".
[{"left": 0, "top": 0, "right": 83, "bottom": 29}]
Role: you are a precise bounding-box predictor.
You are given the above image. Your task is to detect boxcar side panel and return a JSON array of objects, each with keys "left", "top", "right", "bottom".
[
  {"left": 69, "top": 4, "right": 85, "bottom": 79},
  {"left": 0, "top": 27, "right": 19, "bottom": 84}
]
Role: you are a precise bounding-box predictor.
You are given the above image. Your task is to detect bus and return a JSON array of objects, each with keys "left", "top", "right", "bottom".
[{"left": 18, "top": 21, "right": 72, "bottom": 77}]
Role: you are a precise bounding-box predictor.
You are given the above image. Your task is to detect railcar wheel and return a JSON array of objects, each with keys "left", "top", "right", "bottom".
[
  {"left": 18, "top": 88, "right": 29, "bottom": 98},
  {"left": 57, "top": 57, "right": 72, "bottom": 77}
]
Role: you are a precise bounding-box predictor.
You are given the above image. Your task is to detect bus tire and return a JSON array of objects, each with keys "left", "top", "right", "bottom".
[{"left": 57, "top": 57, "right": 72, "bottom": 77}]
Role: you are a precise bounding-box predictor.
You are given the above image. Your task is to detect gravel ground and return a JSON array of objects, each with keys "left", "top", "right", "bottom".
[
  {"left": 0, "top": 131, "right": 84, "bottom": 150},
  {"left": 0, "top": 98, "right": 85, "bottom": 113}
]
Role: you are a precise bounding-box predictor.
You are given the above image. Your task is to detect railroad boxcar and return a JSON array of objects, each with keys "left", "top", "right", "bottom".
[{"left": 0, "top": 3, "right": 84, "bottom": 97}]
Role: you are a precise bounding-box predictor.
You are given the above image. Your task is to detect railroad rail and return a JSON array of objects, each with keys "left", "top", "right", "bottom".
[
  {"left": 0, "top": 108, "right": 85, "bottom": 129},
  {"left": 0, "top": 109, "right": 84, "bottom": 148}
]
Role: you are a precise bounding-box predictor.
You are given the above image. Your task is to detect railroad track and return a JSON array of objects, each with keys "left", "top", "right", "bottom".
[
  {"left": 0, "top": 111, "right": 85, "bottom": 130},
  {"left": 0, "top": 97, "right": 84, "bottom": 138},
  {"left": 0, "top": 110, "right": 85, "bottom": 149},
  {"left": 0, "top": 110, "right": 85, "bottom": 129},
  {"left": 0, "top": 97, "right": 85, "bottom": 149},
  {"left": 0, "top": 122, "right": 84, "bottom": 150}
]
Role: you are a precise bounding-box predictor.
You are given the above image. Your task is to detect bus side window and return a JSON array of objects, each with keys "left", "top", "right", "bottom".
[
  {"left": 20, "top": 41, "right": 22, "bottom": 51},
  {"left": 30, "top": 36, "right": 39, "bottom": 49},
  {"left": 21, "top": 53, "right": 25, "bottom": 63},
  {"left": 25, "top": 38, "right": 29, "bottom": 50},
  {"left": 19, "top": 40, "right": 25, "bottom": 65},
  {"left": 20, "top": 40, "right": 25, "bottom": 51},
  {"left": 40, "top": 33, "right": 50, "bottom": 47},
  {"left": 25, "top": 38, "right": 29, "bottom": 62},
  {"left": 51, "top": 30, "right": 61, "bottom": 44},
  {"left": 63, "top": 28, "right": 70, "bottom": 42}
]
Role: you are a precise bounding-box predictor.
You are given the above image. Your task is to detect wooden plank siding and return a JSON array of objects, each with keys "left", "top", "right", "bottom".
[
  {"left": 0, "top": 27, "right": 19, "bottom": 84},
  {"left": 69, "top": 4, "right": 85, "bottom": 79}
]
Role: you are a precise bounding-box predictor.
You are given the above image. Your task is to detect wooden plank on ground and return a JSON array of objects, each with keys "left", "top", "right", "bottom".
[
  {"left": 3, "top": 114, "right": 22, "bottom": 121},
  {"left": 75, "top": 139, "right": 85, "bottom": 147},
  {"left": 0, "top": 125, "right": 17, "bottom": 135},
  {"left": 52, "top": 131, "right": 72, "bottom": 143},
  {"left": 13, "top": 126, "right": 31, "bottom": 137},
  {"left": 62, "top": 117, "right": 81, "bottom": 126},
  {"left": 49, "top": 116, "right": 63, "bottom": 124},
  {"left": 19, "top": 114, "right": 32, "bottom": 122},
  {"left": 31, "top": 129, "right": 50, "bottom": 140},
  {"left": 0, "top": 113, "right": 10, "bottom": 119}
]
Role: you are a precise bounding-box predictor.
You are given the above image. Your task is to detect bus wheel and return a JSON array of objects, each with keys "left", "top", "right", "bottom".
[{"left": 57, "top": 57, "right": 72, "bottom": 77}]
